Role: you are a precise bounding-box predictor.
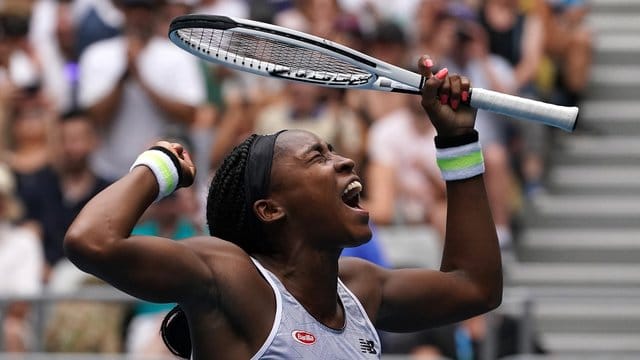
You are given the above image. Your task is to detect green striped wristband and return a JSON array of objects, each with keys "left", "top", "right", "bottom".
[
  {"left": 130, "top": 150, "right": 180, "bottom": 201},
  {"left": 436, "top": 141, "right": 485, "bottom": 181}
]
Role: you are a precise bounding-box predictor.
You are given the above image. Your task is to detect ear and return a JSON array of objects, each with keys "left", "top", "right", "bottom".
[{"left": 253, "top": 199, "right": 285, "bottom": 224}]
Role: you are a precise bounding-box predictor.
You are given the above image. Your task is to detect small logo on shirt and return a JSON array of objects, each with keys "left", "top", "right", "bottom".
[
  {"left": 358, "top": 338, "right": 377, "bottom": 354},
  {"left": 292, "top": 330, "right": 316, "bottom": 345}
]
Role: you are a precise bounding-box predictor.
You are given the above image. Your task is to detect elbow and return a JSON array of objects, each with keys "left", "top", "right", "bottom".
[
  {"left": 483, "top": 287, "right": 503, "bottom": 312},
  {"left": 63, "top": 226, "right": 106, "bottom": 272},
  {"left": 477, "top": 278, "right": 504, "bottom": 313},
  {"left": 63, "top": 229, "right": 89, "bottom": 268}
]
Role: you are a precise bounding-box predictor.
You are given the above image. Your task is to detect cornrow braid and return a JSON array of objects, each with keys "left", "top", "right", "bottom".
[
  {"left": 162, "top": 135, "right": 262, "bottom": 358},
  {"left": 206, "top": 134, "right": 260, "bottom": 252}
]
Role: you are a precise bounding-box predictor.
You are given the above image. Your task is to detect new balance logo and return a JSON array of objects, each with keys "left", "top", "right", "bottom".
[{"left": 358, "top": 338, "right": 377, "bottom": 354}]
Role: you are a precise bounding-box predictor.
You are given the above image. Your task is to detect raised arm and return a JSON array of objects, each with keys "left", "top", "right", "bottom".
[
  {"left": 356, "top": 56, "right": 502, "bottom": 331},
  {"left": 64, "top": 142, "right": 213, "bottom": 304}
]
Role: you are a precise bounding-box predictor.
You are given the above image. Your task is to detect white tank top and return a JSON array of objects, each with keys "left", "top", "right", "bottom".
[{"left": 249, "top": 257, "right": 382, "bottom": 359}]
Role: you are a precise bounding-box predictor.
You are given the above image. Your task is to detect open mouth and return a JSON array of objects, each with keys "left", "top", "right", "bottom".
[{"left": 341, "top": 180, "right": 363, "bottom": 209}]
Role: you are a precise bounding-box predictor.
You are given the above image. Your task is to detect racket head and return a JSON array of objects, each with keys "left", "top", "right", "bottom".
[{"left": 168, "top": 14, "right": 378, "bottom": 89}]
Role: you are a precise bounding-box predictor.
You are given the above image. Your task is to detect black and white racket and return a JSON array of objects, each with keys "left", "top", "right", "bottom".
[{"left": 168, "top": 15, "right": 578, "bottom": 131}]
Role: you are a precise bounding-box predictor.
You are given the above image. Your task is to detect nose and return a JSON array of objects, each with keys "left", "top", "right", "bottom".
[{"left": 334, "top": 154, "right": 356, "bottom": 173}]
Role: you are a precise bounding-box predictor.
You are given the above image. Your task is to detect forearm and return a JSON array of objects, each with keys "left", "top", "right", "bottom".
[
  {"left": 65, "top": 167, "right": 158, "bottom": 260},
  {"left": 440, "top": 176, "right": 502, "bottom": 306}
]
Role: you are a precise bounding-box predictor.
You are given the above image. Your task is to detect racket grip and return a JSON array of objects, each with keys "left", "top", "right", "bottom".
[{"left": 469, "top": 88, "right": 578, "bottom": 132}]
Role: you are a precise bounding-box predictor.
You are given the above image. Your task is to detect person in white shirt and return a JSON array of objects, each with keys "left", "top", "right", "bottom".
[
  {"left": 0, "top": 163, "right": 43, "bottom": 352},
  {"left": 78, "top": 0, "right": 206, "bottom": 181}
]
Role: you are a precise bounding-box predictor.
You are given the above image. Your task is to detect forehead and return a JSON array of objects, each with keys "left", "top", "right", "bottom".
[{"left": 274, "top": 130, "right": 324, "bottom": 159}]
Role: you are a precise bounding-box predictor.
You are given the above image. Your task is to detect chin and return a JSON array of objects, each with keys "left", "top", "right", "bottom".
[{"left": 346, "top": 227, "right": 373, "bottom": 248}]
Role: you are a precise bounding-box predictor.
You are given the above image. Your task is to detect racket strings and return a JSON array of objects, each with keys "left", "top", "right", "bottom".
[{"left": 176, "top": 28, "right": 370, "bottom": 77}]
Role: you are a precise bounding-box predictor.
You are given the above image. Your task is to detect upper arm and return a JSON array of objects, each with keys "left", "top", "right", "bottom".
[
  {"left": 376, "top": 268, "right": 497, "bottom": 332},
  {"left": 340, "top": 258, "right": 495, "bottom": 332},
  {"left": 65, "top": 234, "right": 217, "bottom": 304}
]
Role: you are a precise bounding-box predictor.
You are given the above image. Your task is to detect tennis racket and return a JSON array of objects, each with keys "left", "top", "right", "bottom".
[{"left": 168, "top": 15, "right": 578, "bottom": 132}]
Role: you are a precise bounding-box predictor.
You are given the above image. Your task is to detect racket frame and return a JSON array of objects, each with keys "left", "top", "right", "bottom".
[{"left": 169, "top": 15, "right": 578, "bottom": 132}]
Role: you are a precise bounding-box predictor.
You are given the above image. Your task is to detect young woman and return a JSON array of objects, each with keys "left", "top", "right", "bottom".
[{"left": 64, "top": 56, "right": 502, "bottom": 359}]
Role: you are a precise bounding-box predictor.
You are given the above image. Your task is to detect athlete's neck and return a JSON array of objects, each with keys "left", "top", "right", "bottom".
[{"left": 255, "top": 246, "right": 344, "bottom": 330}]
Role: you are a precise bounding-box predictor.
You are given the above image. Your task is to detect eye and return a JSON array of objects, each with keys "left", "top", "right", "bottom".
[{"left": 313, "top": 152, "right": 328, "bottom": 163}]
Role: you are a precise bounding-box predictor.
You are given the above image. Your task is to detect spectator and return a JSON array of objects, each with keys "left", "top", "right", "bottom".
[
  {"left": 0, "top": 163, "right": 44, "bottom": 352},
  {"left": 479, "top": 0, "right": 548, "bottom": 197},
  {"left": 412, "top": 0, "right": 451, "bottom": 65},
  {"left": 196, "top": 0, "right": 250, "bottom": 19},
  {"left": 383, "top": 313, "right": 546, "bottom": 359},
  {"left": 18, "top": 111, "right": 110, "bottom": 274},
  {"left": 6, "top": 94, "right": 56, "bottom": 206},
  {"left": 32, "top": 0, "right": 81, "bottom": 113},
  {"left": 78, "top": 0, "right": 206, "bottom": 181},
  {"left": 72, "top": 0, "right": 123, "bottom": 55},
  {"left": 365, "top": 96, "right": 447, "bottom": 237},
  {"left": 254, "top": 82, "right": 365, "bottom": 166},
  {"left": 541, "top": 0, "right": 592, "bottom": 106},
  {"left": 443, "top": 15, "right": 519, "bottom": 251},
  {"left": 345, "top": 21, "right": 409, "bottom": 129},
  {"left": 1, "top": 2, "right": 49, "bottom": 170},
  {"left": 479, "top": 0, "right": 544, "bottom": 93},
  {"left": 0, "top": 1, "right": 43, "bottom": 95}
]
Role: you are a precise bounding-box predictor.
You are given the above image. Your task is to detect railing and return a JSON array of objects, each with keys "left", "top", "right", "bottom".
[{"left": 3, "top": 286, "right": 640, "bottom": 359}]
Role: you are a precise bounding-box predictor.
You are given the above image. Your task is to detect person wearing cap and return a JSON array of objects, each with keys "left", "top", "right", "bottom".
[{"left": 0, "top": 163, "right": 43, "bottom": 352}]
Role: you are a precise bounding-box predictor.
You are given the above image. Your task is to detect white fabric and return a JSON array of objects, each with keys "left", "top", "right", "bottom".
[
  {"left": 338, "top": 0, "right": 421, "bottom": 28},
  {"left": 47, "top": 259, "right": 94, "bottom": 294},
  {"left": 29, "top": 0, "right": 57, "bottom": 46},
  {"left": 367, "top": 108, "right": 440, "bottom": 223},
  {"left": 8, "top": 51, "right": 40, "bottom": 90},
  {"left": 196, "top": 0, "right": 250, "bottom": 18},
  {"left": 249, "top": 258, "right": 381, "bottom": 359},
  {"left": 436, "top": 141, "right": 482, "bottom": 158},
  {"left": 78, "top": 36, "right": 206, "bottom": 180},
  {"left": 126, "top": 313, "right": 170, "bottom": 355},
  {"left": 0, "top": 224, "right": 43, "bottom": 296},
  {"left": 130, "top": 150, "right": 180, "bottom": 201}
]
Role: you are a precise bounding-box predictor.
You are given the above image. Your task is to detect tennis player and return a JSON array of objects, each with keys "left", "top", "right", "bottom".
[{"left": 64, "top": 56, "right": 502, "bottom": 359}]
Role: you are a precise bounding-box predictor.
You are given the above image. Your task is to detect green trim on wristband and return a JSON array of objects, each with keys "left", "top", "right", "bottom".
[
  {"left": 147, "top": 151, "right": 177, "bottom": 193},
  {"left": 436, "top": 150, "right": 484, "bottom": 172}
]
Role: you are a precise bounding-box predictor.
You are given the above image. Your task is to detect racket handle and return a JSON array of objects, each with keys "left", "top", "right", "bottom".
[{"left": 469, "top": 88, "right": 578, "bottom": 132}]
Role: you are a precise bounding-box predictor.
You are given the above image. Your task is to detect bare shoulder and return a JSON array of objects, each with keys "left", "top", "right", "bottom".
[
  {"left": 180, "top": 236, "right": 262, "bottom": 283},
  {"left": 339, "top": 257, "right": 387, "bottom": 320},
  {"left": 180, "top": 236, "right": 275, "bottom": 320}
]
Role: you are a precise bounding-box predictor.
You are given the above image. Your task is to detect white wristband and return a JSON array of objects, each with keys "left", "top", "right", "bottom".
[
  {"left": 130, "top": 150, "right": 180, "bottom": 201},
  {"left": 436, "top": 141, "right": 485, "bottom": 181}
]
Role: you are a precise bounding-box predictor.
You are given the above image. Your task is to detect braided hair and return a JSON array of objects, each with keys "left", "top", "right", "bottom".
[
  {"left": 161, "top": 134, "right": 261, "bottom": 358},
  {"left": 206, "top": 134, "right": 266, "bottom": 253}
]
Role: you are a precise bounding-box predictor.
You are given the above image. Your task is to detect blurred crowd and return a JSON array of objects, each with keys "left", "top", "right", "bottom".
[{"left": 0, "top": 0, "right": 591, "bottom": 357}]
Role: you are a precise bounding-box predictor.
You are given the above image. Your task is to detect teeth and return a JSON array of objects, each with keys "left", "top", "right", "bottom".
[{"left": 343, "top": 181, "right": 363, "bottom": 196}]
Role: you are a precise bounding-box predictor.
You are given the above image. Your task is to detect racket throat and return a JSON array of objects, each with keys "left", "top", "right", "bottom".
[{"left": 372, "top": 76, "right": 421, "bottom": 94}]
